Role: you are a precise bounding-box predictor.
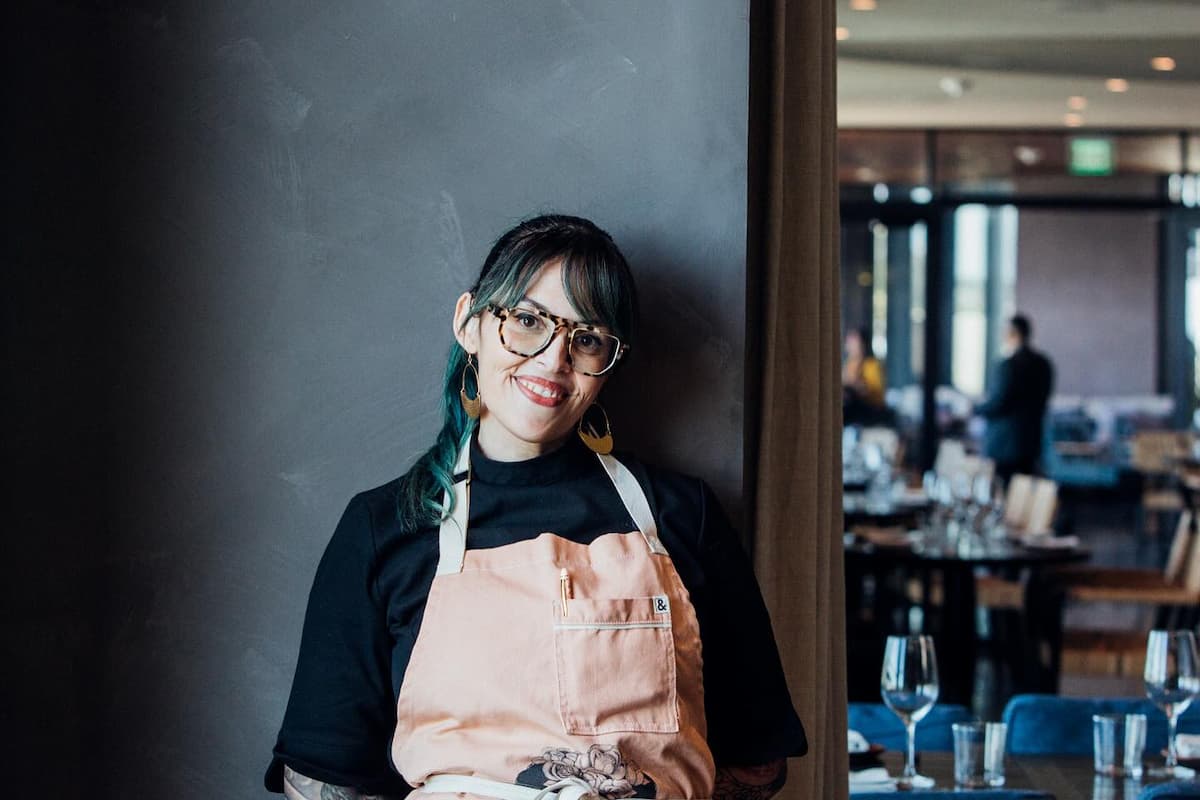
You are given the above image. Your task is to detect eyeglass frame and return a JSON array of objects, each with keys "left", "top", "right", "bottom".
[{"left": 485, "top": 303, "right": 629, "bottom": 376}]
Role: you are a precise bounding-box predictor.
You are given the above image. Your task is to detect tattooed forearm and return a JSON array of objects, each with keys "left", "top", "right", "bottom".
[
  {"left": 713, "top": 760, "right": 788, "bottom": 800},
  {"left": 283, "top": 766, "right": 396, "bottom": 800}
]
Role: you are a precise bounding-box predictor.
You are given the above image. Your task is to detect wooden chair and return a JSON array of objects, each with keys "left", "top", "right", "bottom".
[
  {"left": 1130, "top": 431, "right": 1190, "bottom": 536},
  {"left": 1024, "top": 478, "right": 1058, "bottom": 535},
  {"left": 979, "top": 476, "right": 1060, "bottom": 607},
  {"left": 1058, "top": 510, "right": 1200, "bottom": 677},
  {"left": 1003, "top": 474, "right": 1035, "bottom": 529}
]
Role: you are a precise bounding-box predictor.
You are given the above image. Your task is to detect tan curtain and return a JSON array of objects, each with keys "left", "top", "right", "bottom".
[{"left": 746, "top": 0, "right": 846, "bottom": 798}]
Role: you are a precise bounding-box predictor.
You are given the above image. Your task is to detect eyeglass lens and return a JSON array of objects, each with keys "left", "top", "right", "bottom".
[{"left": 500, "top": 310, "right": 619, "bottom": 374}]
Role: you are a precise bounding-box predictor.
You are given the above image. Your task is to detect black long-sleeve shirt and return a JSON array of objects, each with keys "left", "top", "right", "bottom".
[{"left": 266, "top": 436, "right": 806, "bottom": 794}]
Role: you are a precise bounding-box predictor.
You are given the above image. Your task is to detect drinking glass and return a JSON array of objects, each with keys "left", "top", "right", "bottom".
[
  {"left": 1144, "top": 629, "right": 1200, "bottom": 778},
  {"left": 881, "top": 635, "right": 940, "bottom": 789},
  {"left": 1092, "top": 713, "right": 1146, "bottom": 778}
]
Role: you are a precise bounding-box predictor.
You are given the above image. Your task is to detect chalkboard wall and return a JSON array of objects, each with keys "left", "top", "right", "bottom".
[{"left": 5, "top": 2, "right": 752, "bottom": 796}]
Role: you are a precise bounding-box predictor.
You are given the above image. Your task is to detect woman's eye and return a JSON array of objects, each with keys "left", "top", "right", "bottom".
[
  {"left": 574, "top": 333, "right": 600, "bottom": 352},
  {"left": 514, "top": 311, "right": 541, "bottom": 329}
]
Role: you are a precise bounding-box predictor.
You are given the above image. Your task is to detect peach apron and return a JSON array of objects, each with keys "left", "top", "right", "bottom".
[{"left": 391, "top": 445, "right": 715, "bottom": 800}]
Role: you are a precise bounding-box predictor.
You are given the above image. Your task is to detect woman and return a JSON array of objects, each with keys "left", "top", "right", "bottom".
[
  {"left": 266, "top": 215, "right": 806, "bottom": 800},
  {"left": 842, "top": 328, "right": 886, "bottom": 426}
]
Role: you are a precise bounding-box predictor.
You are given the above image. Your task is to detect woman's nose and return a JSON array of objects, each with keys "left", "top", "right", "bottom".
[{"left": 536, "top": 327, "right": 572, "bottom": 372}]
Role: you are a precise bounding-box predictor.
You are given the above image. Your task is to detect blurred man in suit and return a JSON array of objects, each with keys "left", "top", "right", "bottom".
[{"left": 976, "top": 314, "right": 1055, "bottom": 484}]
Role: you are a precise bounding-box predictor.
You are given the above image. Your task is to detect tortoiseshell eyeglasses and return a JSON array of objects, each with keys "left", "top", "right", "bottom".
[{"left": 486, "top": 304, "right": 628, "bottom": 376}]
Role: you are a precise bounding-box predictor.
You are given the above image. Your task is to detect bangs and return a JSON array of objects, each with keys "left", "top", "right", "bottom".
[
  {"left": 472, "top": 221, "right": 638, "bottom": 346},
  {"left": 559, "top": 250, "right": 636, "bottom": 342}
]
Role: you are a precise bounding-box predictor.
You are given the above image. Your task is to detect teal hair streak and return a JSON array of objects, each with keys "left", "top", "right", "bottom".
[{"left": 396, "top": 343, "right": 477, "bottom": 530}]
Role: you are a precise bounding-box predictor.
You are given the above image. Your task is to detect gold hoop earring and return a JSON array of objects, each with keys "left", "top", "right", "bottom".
[
  {"left": 460, "top": 356, "right": 482, "bottom": 420},
  {"left": 577, "top": 403, "right": 613, "bottom": 455}
]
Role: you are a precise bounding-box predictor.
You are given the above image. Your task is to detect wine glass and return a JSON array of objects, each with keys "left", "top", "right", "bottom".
[
  {"left": 1144, "top": 629, "right": 1200, "bottom": 778},
  {"left": 881, "top": 635, "right": 940, "bottom": 789}
]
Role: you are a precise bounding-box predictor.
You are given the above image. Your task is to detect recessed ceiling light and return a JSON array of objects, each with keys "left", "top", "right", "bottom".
[
  {"left": 1067, "top": 95, "right": 1087, "bottom": 111},
  {"left": 1014, "top": 146, "right": 1043, "bottom": 166},
  {"left": 1064, "top": 112, "right": 1084, "bottom": 128},
  {"left": 1105, "top": 78, "right": 1129, "bottom": 93},
  {"left": 850, "top": 0, "right": 877, "bottom": 10},
  {"left": 1150, "top": 56, "right": 1176, "bottom": 72},
  {"left": 938, "top": 76, "right": 972, "bottom": 98},
  {"left": 836, "top": 26, "right": 851, "bottom": 41}
]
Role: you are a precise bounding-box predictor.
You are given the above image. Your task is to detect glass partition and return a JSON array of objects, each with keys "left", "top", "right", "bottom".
[{"left": 949, "top": 205, "right": 1017, "bottom": 399}]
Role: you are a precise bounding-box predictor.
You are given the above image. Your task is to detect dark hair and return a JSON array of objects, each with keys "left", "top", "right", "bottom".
[
  {"left": 849, "top": 326, "right": 874, "bottom": 358},
  {"left": 395, "top": 214, "right": 638, "bottom": 529},
  {"left": 1010, "top": 314, "right": 1031, "bottom": 342}
]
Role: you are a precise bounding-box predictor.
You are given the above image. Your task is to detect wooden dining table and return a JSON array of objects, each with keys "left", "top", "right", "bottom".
[{"left": 867, "top": 751, "right": 1198, "bottom": 798}]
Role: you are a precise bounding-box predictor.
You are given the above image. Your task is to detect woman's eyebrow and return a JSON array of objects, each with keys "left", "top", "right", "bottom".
[{"left": 516, "top": 297, "right": 601, "bottom": 327}]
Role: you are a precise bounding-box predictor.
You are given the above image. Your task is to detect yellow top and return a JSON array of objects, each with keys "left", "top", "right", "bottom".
[{"left": 843, "top": 355, "right": 886, "bottom": 407}]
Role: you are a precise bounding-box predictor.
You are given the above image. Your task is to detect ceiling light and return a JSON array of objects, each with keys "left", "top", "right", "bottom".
[
  {"left": 1067, "top": 95, "right": 1087, "bottom": 111},
  {"left": 850, "top": 0, "right": 877, "bottom": 10},
  {"left": 1014, "top": 146, "right": 1043, "bottom": 166},
  {"left": 938, "top": 76, "right": 972, "bottom": 98},
  {"left": 1064, "top": 112, "right": 1084, "bottom": 128},
  {"left": 836, "top": 26, "right": 850, "bottom": 41},
  {"left": 1150, "top": 56, "right": 1176, "bottom": 72},
  {"left": 1105, "top": 78, "right": 1129, "bottom": 93}
]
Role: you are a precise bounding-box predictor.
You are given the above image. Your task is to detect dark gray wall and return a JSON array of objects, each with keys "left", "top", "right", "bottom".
[
  {"left": 1016, "top": 209, "right": 1159, "bottom": 397},
  {"left": 5, "top": 2, "right": 751, "bottom": 797}
]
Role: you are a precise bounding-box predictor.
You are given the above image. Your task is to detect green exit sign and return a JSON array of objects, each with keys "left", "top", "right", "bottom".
[{"left": 1068, "top": 137, "right": 1115, "bottom": 176}]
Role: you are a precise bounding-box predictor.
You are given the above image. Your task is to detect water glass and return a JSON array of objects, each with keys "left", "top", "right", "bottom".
[
  {"left": 1145, "top": 629, "right": 1200, "bottom": 778},
  {"left": 1092, "top": 713, "right": 1147, "bottom": 777},
  {"left": 881, "top": 635, "right": 939, "bottom": 789},
  {"left": 952, "top": 722, "right": 1006, "bottom": 787}
]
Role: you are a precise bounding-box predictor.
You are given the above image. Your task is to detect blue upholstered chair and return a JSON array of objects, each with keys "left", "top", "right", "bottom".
[
  {"left": 850, "top": 792, "right": 1051, "bottom": 799},
  {"left": 1002, "top": 695, "right": 1200, "bottom": 756},
  {"left": 1138, "top": 782, "right": 1200, "bottom": 800},
  {"left": 848, "top": 702, "right": 973, "bottom": 752}
]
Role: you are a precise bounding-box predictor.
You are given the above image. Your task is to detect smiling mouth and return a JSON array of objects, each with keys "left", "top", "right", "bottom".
[{"left": 515, "top": 376, "right": 566, "bottom": 406}]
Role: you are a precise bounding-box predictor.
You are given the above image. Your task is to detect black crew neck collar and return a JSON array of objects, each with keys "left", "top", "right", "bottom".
[{"left": 469, "top": 434, "right": 597, "bottom": 487}]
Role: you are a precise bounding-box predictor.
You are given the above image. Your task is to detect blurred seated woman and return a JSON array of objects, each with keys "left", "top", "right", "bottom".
[
  {"left": 266, "top": 214, "right": 807, "bottom": 800},
  {"left": 843, "top": 327, "right": 888, "bottom": 427}
]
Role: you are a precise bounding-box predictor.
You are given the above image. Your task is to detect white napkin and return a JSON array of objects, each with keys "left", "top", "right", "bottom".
[
  {"left": 1177, "top": 733, "right": 1200, "bottom": 759},
  {"left": 848, "top": 767, "right": 894, "bottom": 793},
  {"left": 896, "top": 488, "right": 928, "bottom": 505},
  {"left": 1020, "top": 534, "right": 1081, "bottom": 549},
  {"left": 848, "top": 729, "right": 870, "bottom": 754}
]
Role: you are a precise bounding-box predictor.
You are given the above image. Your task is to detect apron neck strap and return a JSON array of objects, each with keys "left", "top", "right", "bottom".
[
  {"left": 435, "top": 441, "right": 472, "bottom": 577},
  {"left": 434, "top": 442, "right": 668, "bottom": 576},
  {"left": 595, "top": 452, "right": 668, "bottom": 556}
]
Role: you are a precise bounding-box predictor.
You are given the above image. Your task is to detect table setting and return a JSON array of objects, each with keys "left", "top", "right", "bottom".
[
  {"left": 844, "top": 462, "right": 1096, "bottom": 702},
  {"left": 848, "top": 631, "right": 1200, "bottom": 797},
  {"left": 846, "top": 467, "right": 1084, "bottom": 559}
]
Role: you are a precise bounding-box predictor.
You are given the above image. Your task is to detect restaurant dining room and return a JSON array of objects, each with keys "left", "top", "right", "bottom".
[
  {"left": 10, "top": 1, "right": 1200, "bottom": 799},
  {"left": 837, "top": 1, "right": 1200, "bottom": 797}
]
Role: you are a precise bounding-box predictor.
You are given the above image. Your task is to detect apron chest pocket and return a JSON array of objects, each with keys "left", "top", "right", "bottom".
[{"left": 552, "top": 595, "right": 680, "bottom": 735}]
